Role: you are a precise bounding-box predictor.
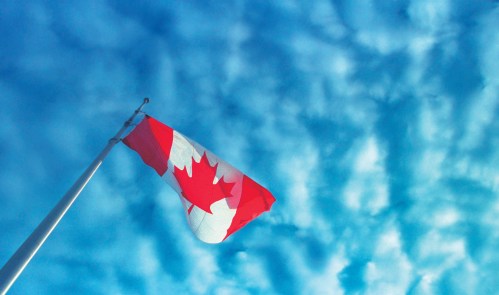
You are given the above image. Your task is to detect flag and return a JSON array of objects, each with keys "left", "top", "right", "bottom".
[{"left": 123, "top": 115, "right": 275, "bottom": 243}]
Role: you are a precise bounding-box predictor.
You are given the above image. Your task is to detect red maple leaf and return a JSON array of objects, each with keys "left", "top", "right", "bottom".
[{"left": 174, "top": 152, "right": 235, "bottom": 214}]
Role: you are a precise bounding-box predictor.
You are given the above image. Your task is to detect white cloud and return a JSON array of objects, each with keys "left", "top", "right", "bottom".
[
  {"left": 343, "top": 136, "right": 388, "bottom": 214},
  {"left": 278, "top": 142, "right": 319, "bottom": 228},
  {"left": 418, "top": 96, "right": 454, "bottom": 144},
  {"left": 408, "top": 35, "right": 436, "bottom": 59},
  {"left": 451, "top": 156, "right": 499, "bottom": 192},
  {"left": 306, "top": 247, "right": 348, "bottom": 295},
  {"left": 414, "top": 96, "right": 454, "bottom": 186},
  {"left": 433, "top": 207, "right": 460, "bottom": 228},
  {"left": 355, "top": 136, "right": 382, "bottom": 173},
  {"left": 365, "top": 227, "right": 413, "bottom": 295},
  {"left": 459, "top": 86, "right": 498, "bottom": 151},
  {"left": 338, "top": 0, "right": 416, "bottom": 54},
  {"left": 235, "top": 252, "right": 272, "bottom": 291},
  {"left": 356, "top": 27, "right": 411, "bottom": 55},
  {"left": 224, "top": 22, "right": 251, "bottom": 84},
  {"left": 483, "top": 199, "right": 499, "bottom": 240},
  {"left": 137, "top": 236, "right": 160, "bottom": 277},
  {"left": 416, "top": 230, "right": 466, "bottom": 269},
  {"left": 477, "top": 7, "right": 499, "bottom": 85},
  {"left": 185, "top": 248, "right": 219, "bottom": 294},
  {"left": 408, "top": 0, "right": 451, "bottom": 33},
  {"left": 306, "top": 1, "right": 346, "bottom": 39}
]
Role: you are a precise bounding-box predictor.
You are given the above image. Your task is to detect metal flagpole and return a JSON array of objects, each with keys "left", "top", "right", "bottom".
[{"left": 0, "top": 98, "right": 150, "bottom": 295}]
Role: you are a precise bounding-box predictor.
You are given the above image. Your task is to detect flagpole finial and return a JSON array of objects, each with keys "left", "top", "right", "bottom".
[{"left": 135, "top": 98, "right": 150, "bottom": 114}]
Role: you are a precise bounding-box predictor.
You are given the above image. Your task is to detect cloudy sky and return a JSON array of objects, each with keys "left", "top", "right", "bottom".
[{"left": 1, "top": 1, "right": 498, "bottom": 294}]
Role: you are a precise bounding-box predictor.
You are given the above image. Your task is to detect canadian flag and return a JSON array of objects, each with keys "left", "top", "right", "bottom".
[{"left": 123, "top": 115, "right": 275, "bottom": 243}]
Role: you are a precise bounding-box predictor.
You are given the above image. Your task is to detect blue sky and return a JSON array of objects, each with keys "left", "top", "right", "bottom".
[{"left": 1, "top": 1, "right": 498, "bottom": 294}]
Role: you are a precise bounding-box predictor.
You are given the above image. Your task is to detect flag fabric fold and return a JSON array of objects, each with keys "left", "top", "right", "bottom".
[{"left": 123, "top": 115, "right": 275, "bottom": 243}]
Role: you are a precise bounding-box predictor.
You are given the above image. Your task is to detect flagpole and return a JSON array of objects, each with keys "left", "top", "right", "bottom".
[{"left": 0, "top": 98, "right": 150, "bottom": 295}]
